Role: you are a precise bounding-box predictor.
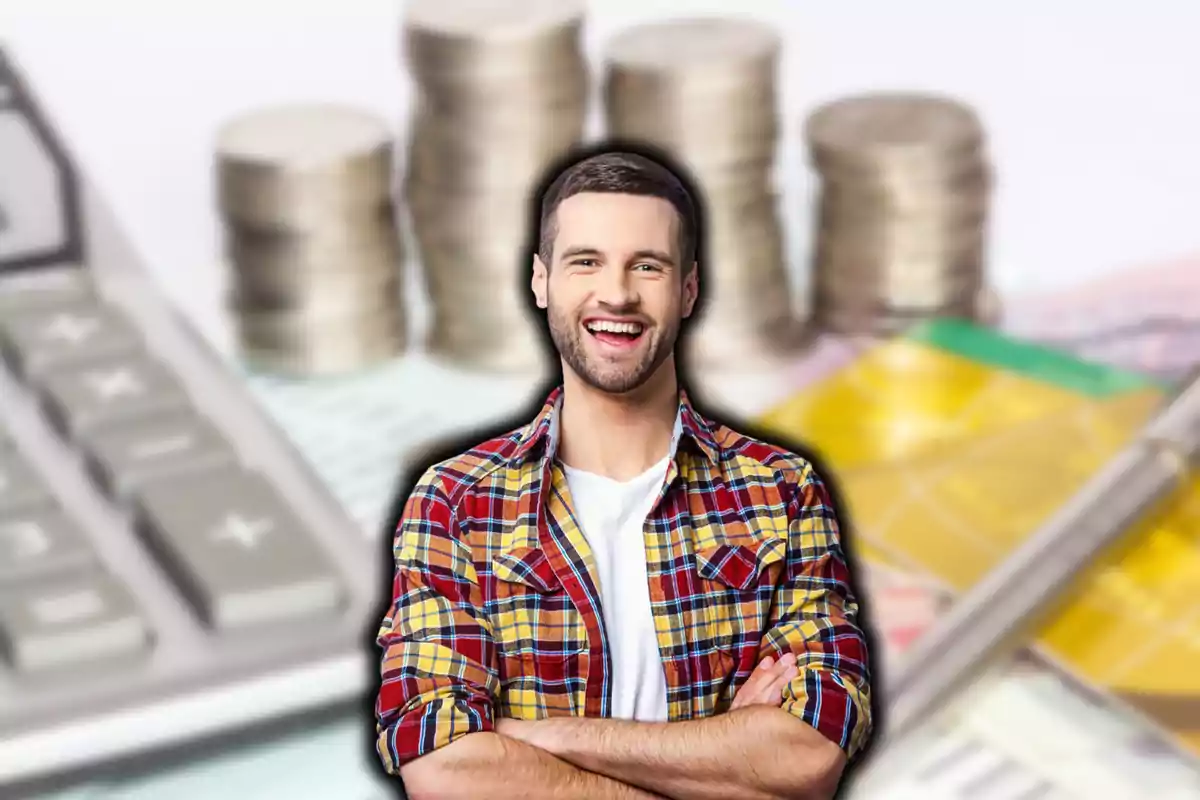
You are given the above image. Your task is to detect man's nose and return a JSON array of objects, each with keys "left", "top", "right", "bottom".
[{"left": 594, "top": 263, "right": 638, "bottom": 307}]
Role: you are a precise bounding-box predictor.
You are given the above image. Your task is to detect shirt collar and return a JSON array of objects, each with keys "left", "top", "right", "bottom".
[{"left": 510, "top": 385, "right": 721, "bottom": 467}]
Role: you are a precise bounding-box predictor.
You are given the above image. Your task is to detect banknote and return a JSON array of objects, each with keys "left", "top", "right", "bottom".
[
  {"left": 844, "top": 255, "right": 1200, "bottom": 797},
  {"left": 851, "top": 663, "right": 1200, "bottom": 799},
  {"left": 1005, "top": 254, "right": 1200, "bottom": 380}
]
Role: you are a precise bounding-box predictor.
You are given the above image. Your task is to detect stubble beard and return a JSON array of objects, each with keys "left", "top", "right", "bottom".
[{"left": 546, "top": 299, "right": 679, "bottom": 395}]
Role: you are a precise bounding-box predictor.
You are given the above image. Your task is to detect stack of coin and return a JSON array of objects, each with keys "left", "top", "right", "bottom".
[
  {"left": 215, "top": 104, "right": 406, "bottom": 376},
  {"left": 402, "top": 0, "right": 588, "bottom": 373},
  {"left": 805, "top": 93, "right": 994, "bottom": 336},
  {"left": 603, "top": 17, "right": 806, "bottom": 370}
]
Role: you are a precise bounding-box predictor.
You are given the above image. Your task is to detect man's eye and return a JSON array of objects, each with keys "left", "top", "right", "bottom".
[
  {"left": 572, "top": 259, "right": 598, "bottom": 268},
  {"left": 634, "top": 263, "right": 661, "bottom": 272}
]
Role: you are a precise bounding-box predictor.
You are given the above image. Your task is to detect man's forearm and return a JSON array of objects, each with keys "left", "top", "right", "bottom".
[
  {"left": 400, "top": 731, "right": 667, "bottom": 800},
  {"left": 506, "top": 707, "right": 844, "bottom": 800}
]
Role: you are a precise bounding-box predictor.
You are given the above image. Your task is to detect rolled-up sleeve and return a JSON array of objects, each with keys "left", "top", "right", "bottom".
[
  {"left": 764, "top": 463, "right": 873, "bottom": 759},
  {"left": 374, "top": 469, "right": 498, "bottom": 773}
]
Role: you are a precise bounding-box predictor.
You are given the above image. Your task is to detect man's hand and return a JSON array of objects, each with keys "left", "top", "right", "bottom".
[
  {"left": 495, "top": 717, "right": 538, "bottom": 743},
  {"left": 490, "top": 651, "right": 836, "bottom": 800},
  {"left": 731, "top": 652, "right": 798, "bottom": 710},
  {"left": 497, "top": 652, "right": 800, "bottom": 746}
]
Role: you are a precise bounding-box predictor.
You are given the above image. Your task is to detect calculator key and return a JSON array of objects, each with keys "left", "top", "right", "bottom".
[
  {"left": 0, "top": 572, "right": 151, "bottom": 672},
  {"left": 0, "top": 453, "right": 54, "bottom": 515},
  {"left": 133, "top": 470, "right": 344, "bottom": 630},
  {"left": 0, "top": 303, "right": 141, "bottom": 379},
  {"left": 0, "top": 508, "right": 93, "bottom": 583},
  {"left": 83, "top": 409, "right": 239, "bottom": 499},
  {"left": 0, "top": 269, "right": 93, "bottom": 315},
  {"left": 39, "top": 355, "right": 189, "bottom": 439}
]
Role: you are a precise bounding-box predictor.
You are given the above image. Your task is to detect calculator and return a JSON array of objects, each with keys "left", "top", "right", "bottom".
[{"left": 0, "top": 43, "right": 386, "bottom": 793}]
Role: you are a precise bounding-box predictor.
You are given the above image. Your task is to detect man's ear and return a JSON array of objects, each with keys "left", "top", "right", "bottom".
[
  {"left": 531, "top": 255, "right": 549, "bottom": 309},
  {"left": 682, "top": 263, "right": 699, "bottom": 318}
]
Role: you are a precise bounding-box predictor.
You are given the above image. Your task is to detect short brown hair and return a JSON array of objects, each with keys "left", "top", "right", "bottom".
[{"left": 537, "top": 150, "right": 698, "bottom": 272}]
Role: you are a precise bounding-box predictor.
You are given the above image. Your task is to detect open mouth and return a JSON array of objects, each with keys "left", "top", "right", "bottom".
[{"left": 584, "top": 319, "right": 645, "bottom": 349}]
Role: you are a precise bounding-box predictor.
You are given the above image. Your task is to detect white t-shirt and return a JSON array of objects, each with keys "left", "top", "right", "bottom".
[{"left": 562, "top": 456, "right": 671, "bottom": 721}]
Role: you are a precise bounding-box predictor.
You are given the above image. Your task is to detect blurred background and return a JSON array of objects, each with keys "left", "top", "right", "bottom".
[{"left": 3, "top": 1, "right": 1200, "bottom": 798}]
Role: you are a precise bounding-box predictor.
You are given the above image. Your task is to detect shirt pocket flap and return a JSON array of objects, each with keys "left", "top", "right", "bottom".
[
  {"left": 493, "top": 546, "right": 562, "bottom": 594},
  {"left": 695, "top": 536, "right": 787, "bottom": 590}
]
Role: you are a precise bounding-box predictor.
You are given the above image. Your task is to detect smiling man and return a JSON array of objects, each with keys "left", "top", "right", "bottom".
[{"left": 375, "top": 150, "right": 873, "bottom": 799}]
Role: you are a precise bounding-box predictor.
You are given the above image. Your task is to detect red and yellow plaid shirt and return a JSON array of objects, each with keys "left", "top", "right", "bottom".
[{"left": 375, "top": 388, "right": 872, "bottom": 772}]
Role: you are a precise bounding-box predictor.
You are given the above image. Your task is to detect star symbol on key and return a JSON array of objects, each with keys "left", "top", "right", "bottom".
[
  {"left": 130, "top": 433, "right": 195, "bottom": 460},
  {"left": 31, "top": 589, "right": 105, "bottom": 625},
  {"left": 42, "top": 312, "right": 101, "bottom": 344},
  {"left": 84, "top": 367, "right": 145, "bottom": 401},
  {"left": 211, "top": 513, "right": 275, "bottom": 549},
  {"left": 0, "top": 521, "right": 50, "bottom": 559}
]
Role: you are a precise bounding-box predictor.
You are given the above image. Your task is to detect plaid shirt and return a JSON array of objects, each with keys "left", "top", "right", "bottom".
[{"left": 375, "top": 387, "right": 872, "bottom": 772}]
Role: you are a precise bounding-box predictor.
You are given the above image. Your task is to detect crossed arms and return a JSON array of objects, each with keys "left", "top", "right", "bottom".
[
  {"left": 401, "top": 660, "right": 846, "bottom": 800},
  {"left": 376, "top": 466, "right": 872, "bottom": 800}
]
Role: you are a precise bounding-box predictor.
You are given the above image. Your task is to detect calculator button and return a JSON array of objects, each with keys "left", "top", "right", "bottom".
[
  {"left": 0, "top": 303, "right": 141, "bottom": 379},
  {"left": 83, "top": 409, "right": 239, "bottom": 499},
  {"left": 134, "top": 469, "right": 344, "bottom": 630},
  {"left": 0, "top": 507, "right": 94, "bottom": 584},
  {"left": 39, "top": 354, "right": 190, "bottom": 439},
  {"left": 0, "top": 572, "right": 151, "bottom": 672},
  {"left": 0, "top": 452, "right": 54, "bottom": 515}
]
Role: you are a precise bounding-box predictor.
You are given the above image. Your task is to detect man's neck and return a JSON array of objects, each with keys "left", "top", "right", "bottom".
[{"left": 557, "top": 360, "right": 679, "bottom": 482}]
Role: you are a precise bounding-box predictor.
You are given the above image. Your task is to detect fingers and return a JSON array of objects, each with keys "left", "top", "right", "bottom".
[
  {"left": 752, "top": 652, "right": 792, "bottom": 678},
  {"left": 768, "top": 659, "right": 795, "bottom": 701},
  {"left": 769, "top": 653, "right": 797, "bottom": 701},
  {"left": 731, "top": 651, "right": 800, "bottom": 709}
]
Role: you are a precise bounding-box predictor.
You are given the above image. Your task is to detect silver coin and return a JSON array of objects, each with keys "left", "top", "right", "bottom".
[
  {"left": 237, "top": 304, "right": 405, "bottom": 351},
  {"left": 805, "top": 91, "right": 993, "bottom": 337},
  {"left": 408, "top": 50, "right": 587, "bottom": 98},
  {"left": 225, "top": 210, "right": 403, "bottom": 275},
  {"left": 806, "top": 92, "right": 984, "bottom": 162},
  {"left": 684, "top": 314, "right": 810, "bottom": 371},
  {"left": 407, "top": 113, "right": 585, "bottom": 192},
  {"left": 405, "top": 0, "right": 585, "bottom": 43},
  {"left": 404, "top": 0, "right": 586, "bottom": 95},
  {"left": 238, "top": 323, "right": 406, "bottom": 377},
  {"left": 425, "top": 317, "right": 547, "bottom": 374},
  {"left": 812, "top": 219, "right": 987, "bottom": 263},
  {"left": 813, "top": 299, "right": 982, "bottom": 336},
  {"left": 423, "top": 279, "right": 534, "bottom": 323},
  {"left": 403, "top": 0, "right": 588, "bottom": 373},
  {"left": 216, "top": 104, "right": 395, "bottom": 230},
  {"left": 407, "top": 187, "right": 537, "bottom": 242},
  {"left": 605, "top": 17, "right": 780, "bottom": 78},
  {"left": 229, "top": 265, "right": 403, "bottom": 316},
  {"left": 216, "top": 102, "right": 409, "bottom": 375},
  {"left": 602, "top": 17, "right": 803, "bottom": 369},
  {"left": 605, "top": 113, "right": 778, "bottom": 164}
]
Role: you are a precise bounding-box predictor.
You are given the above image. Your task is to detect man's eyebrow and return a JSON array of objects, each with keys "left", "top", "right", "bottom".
[
  {"left": 558, "top": 246, "right": 677, "bottom": 266},
  {"left": 629, "top": 249, "right": 676, "bottom": 266},
  {"left": 559, "top": 246, "right": 603, "bottom": 260}
]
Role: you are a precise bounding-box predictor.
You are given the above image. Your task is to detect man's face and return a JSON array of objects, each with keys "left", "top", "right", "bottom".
[{"left": 531, "top": 192, "right": 698, "bottom": 395}]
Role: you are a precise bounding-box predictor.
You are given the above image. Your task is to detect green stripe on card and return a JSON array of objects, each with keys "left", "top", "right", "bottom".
[{"left": 903, "top": 318, "right": 1164, "bottom": 396}]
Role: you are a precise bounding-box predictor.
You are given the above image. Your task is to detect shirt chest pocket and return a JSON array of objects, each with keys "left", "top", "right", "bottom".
[
  {"left": 694, "top": 535, "right": 787, "bottom": 661},
  {"left": 490, "top": 546, "right": 589, "bottom": 716}
]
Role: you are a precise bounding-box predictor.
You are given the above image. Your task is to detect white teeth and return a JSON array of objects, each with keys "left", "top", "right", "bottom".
[{"left": 586, "top": 320, "right": 643, "bottom": 335}]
